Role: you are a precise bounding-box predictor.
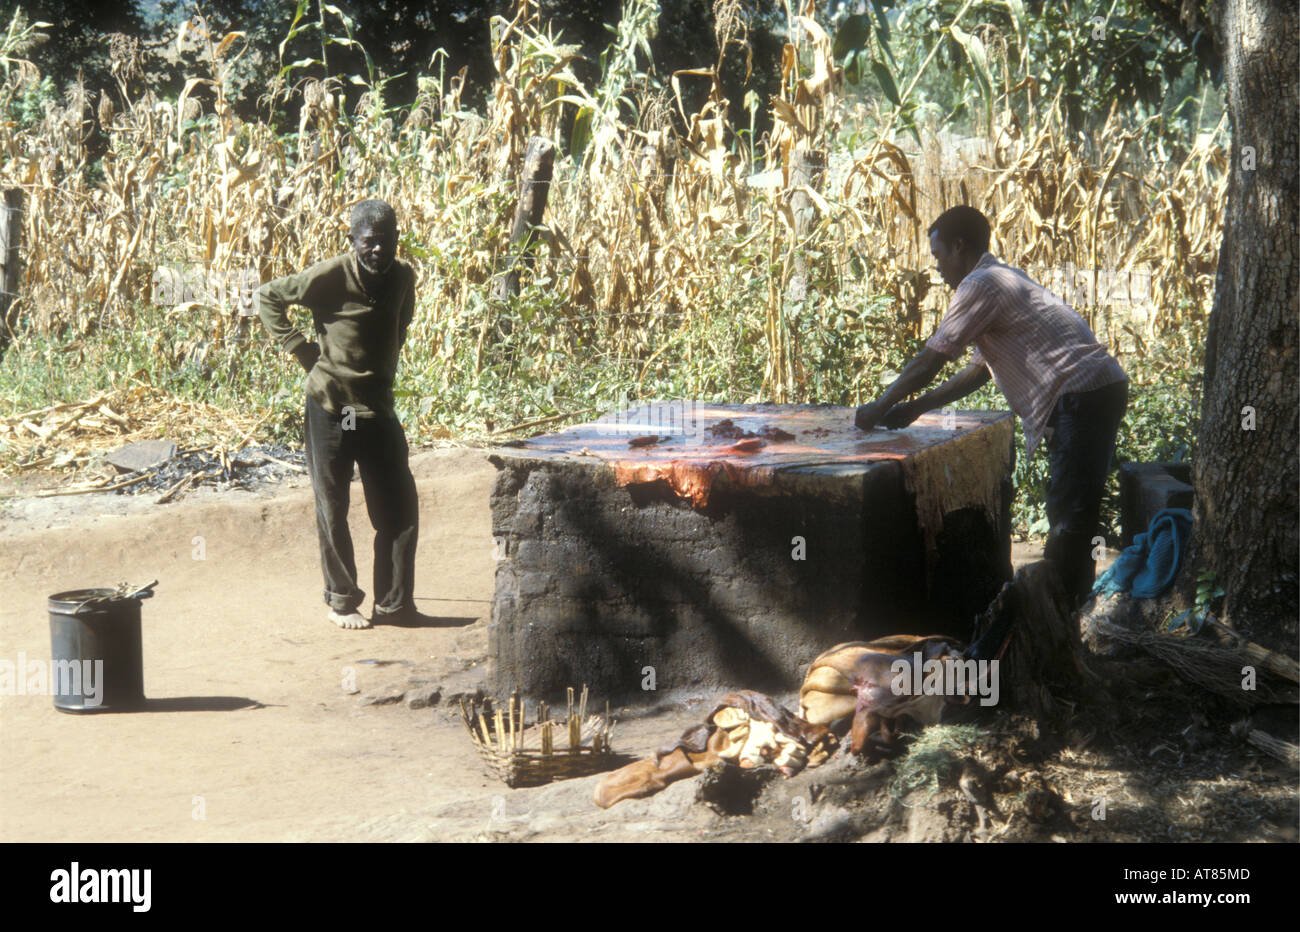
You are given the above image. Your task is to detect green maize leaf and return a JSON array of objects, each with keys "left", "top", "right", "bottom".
[{"left": 871, "top": 59, "right": 901, "bottom": 107}]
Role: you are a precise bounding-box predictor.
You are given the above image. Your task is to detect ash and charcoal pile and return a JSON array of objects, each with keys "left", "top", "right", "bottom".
[{"left": 94, "top": 439, "right": 306, "bottom": 501}]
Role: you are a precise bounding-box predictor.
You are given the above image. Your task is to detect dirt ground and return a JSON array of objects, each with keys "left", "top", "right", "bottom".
[{"left": 1, "top": 448, "right": 1295, "bottom": 843}]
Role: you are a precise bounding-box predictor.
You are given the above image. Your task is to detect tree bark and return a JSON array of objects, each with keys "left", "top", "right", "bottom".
[
  {"left": 1192, "top": 0, "right": 1298, "bottom": 648},
  {"left": 970, "top": 562, "right": 1097, "bottom": 726}
]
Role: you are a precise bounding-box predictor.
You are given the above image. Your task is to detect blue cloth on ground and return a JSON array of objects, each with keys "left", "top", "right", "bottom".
[{"left": 1093, "top": 508, "right": 1193, "bottom": 599}]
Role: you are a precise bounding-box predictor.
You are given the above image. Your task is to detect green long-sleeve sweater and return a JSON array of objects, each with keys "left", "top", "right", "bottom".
[{"left": 257, "top": 253, "right": 415, "bottom": 418}]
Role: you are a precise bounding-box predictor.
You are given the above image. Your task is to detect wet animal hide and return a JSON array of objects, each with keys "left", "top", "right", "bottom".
[
  {"left": 592, "top": 731, "right": 729, "bottom": 810},
  {"left": 593, "top": 690, "right": 836, "bottom": 809},
  {"left": 799, "top": 635, "right": 966, "bottom": 755}
]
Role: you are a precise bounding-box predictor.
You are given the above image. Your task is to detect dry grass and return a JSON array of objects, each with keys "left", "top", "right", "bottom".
[{"left": 0, "top": 380, "right": 266, "bottom": 479}]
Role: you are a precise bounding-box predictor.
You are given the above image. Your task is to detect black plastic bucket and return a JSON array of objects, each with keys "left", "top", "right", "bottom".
[{"left": 47, "top": 588, "right": 147, "bottom": 713}]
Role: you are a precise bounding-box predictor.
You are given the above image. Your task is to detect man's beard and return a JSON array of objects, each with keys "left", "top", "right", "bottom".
[{"left": 359, "top": 255, "right": 393, "bottom": 275}]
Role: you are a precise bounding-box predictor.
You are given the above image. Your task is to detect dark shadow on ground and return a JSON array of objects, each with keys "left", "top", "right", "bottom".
[
  {"left": 137, "top": 696, "right": 268, "bottom": 712},
  {"left": 373, "top": 612, "right": 478, "bottom": 628}
]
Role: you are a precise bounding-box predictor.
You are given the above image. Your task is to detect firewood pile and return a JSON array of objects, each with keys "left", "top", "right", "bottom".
[{"left": 1, "top": 385, "right": 299, "bottom": 501}]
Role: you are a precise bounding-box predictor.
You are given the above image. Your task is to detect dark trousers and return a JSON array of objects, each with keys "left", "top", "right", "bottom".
[
  {"left": 303, "top": 394, "right": 418, "bottom": 614},
  {"left": 1043, "top": 380, "right": 1129, "bottom": 605}
]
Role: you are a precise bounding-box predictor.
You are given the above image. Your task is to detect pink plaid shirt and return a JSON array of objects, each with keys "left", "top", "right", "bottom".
[{"left": 926, "top": 253, "right": 1128, "bottom": 457}]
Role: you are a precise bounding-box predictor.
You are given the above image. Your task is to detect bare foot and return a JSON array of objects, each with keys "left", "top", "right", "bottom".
[{"left": 328, "top": 609, "right": 371, "bottom": 629}]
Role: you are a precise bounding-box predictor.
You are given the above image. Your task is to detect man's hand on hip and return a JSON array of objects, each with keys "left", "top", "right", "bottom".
[{"left": 292, "top": 342, "right": 321, "bottom": 373}]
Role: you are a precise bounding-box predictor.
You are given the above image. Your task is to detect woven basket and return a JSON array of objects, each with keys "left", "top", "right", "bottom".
[{"left": 460, "top": 686, "right": 621, "bottom": 788}]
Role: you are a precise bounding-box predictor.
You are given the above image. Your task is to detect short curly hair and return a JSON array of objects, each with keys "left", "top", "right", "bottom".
[
  {"left": 928, "top": 206, "right": 991, "bottom": 256},
  {"left": 350, "top": 198, "right": 397, "bottom": 235}
]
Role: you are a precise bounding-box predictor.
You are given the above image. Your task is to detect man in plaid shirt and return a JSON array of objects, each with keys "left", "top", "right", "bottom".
[{"left": 855, "top": 206, "right": 1129, "bottom": 608}]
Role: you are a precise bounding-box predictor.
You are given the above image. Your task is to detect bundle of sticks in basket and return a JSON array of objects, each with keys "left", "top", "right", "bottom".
[{"left": 460, "top": 685, "right": 618, "bottom": 787}]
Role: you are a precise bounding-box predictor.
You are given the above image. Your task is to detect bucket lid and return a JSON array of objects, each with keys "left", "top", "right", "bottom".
[
  {"left": 48, "top": 581, "right": 158, "bottom": 614},
  {"left": 48, "top": 588, "right": 122, "bottom": 614}
]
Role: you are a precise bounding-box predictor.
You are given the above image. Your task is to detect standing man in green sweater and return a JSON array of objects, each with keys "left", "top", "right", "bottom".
[{"left": 257, "top": 198, "right": 421, "bottom": 629}]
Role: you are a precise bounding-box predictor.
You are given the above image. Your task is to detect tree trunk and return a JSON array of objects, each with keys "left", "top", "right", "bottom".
[
  {"left": 1193, "top": 0, "right": 1299, "bottom": 649},
  {"left": 970, "top": 562, "right": 1097, "bottom": 727}
]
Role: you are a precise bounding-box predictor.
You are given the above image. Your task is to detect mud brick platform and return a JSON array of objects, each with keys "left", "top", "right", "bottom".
[{"left": 488, "top": 402, "right": 1015, "bottom": 701}]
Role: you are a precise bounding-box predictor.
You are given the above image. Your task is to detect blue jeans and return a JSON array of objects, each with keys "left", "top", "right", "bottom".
[
  {"left": 1043, "top": 379, "right": 1129, "bottom": 604},
  {"left": 303, "top": 394, "right": 418, "bottom": 615}
]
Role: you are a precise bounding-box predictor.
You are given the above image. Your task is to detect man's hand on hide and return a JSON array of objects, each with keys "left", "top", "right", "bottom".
[
  {"left": 881, "top": 400, "right": 924, "bottom": 429},
  {"left": 854, "top": 400, "right": 890, "bottom": 431}
]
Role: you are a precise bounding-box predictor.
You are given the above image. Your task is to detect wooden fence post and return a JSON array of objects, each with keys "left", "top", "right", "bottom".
[
  {"left": 491, "top": 136, "right": 556, "bottom": 306},
  {"left": 633, "top": 132, "right": 674, "bottom": 304},
  {"left": 0, "top": 188, "right": 23, "bottom": 359},
  {"left": 785, "top": 148, "right": 826, "bottom": 306},
  {"left": 636, "top": 130, "right": 674, "bottom": 230}
]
